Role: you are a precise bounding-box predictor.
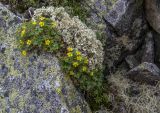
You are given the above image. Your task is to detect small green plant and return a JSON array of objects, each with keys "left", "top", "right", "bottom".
[
  {"left": 16, "top": 16, "right": 63, "bottom": 56},
  {"left": 60, "top": 47, "right": 108, "bottom": 108}
]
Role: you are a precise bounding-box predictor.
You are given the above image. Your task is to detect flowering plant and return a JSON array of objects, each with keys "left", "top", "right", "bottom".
[{"left": 16, "top": 16, "right": 63, "bottom": 56}]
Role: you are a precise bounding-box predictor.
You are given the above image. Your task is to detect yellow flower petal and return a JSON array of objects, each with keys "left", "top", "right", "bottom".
[
  {"left": 21, "top": 50, "right": 27, "bottom": 56},
  {"left": 45, "top": 39, "right": 51, "bottom": 45},
  {"left": 76, "top": 56, "right": 82, "bottom": 61},
  {"left": 72, "top": 62, "right": 79, "bottom": 67},
  {"left": 26, "top": 40, "right": 32, "bottom": 45},
  {"left": 67, "top": 52, "right": 73, "bottom": 57},
  {"left": 39, "top": 22, "right": 44, "bottom": 27},
  {"left": 67, "top": 47, "right": 73, "bottom": 52},
  {"left": 76, "top": 50, "right": 81, "bottom": 56}
]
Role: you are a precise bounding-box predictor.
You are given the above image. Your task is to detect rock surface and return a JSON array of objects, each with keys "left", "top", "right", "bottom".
[
  {"left": 103, "top": 0, "right": 148, "bottom": 71},
  {"left": 105, "top": 0, "right": 144, "bottom": 35},
  {"left": 142, "top": 32, "right": 155, "bottom": 63},
  {"left": 0, "top": 3, "right": 91, "bottom": 113},
  {"left": 126, "top": 62, "right": 160, "bottom": 85},
  {"left": 145, "top": 0, "right": 160, "bottom": 34}
]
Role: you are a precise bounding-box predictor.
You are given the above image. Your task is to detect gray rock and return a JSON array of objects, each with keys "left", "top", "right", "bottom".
[
  {"left": 125, "top": 55, "right": 139, "bottom": 69},
  {"left": 154, "top": 31, "right": 160, "bottom": 68},
  {"left": 0, "top": 4, "right": 91, "bottom": 113},
  {"left": 142, "top": 32, "right": 155, "bottom": 63},
  {"left": 0, "top": 3, "right": 21, "bottom": 31},
  {"left": 104, "top": 0, "right": 148, "bottom": 71},
  {"left": 126, "top": 62, "right": 160, "bottom": 85},
  {"left": 145, "top": 0, "right": 160, "bottom": 34},
  {"left": 105, "top": 0, "right": 144, "bottom": 35}
]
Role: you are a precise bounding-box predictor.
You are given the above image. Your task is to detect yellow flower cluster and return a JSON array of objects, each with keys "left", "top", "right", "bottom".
[
  {"left": 27, "top": 40, "right": 32, "bottom": 45},
  {"left": 21, "top": 50, "right": 27, "bottom": 56},
  {"left": 65, "top": 47, "right": 94, "bottom": 77},
  {"left": 45, "top": 39, "right": 51, "bottom": 46},
  {"left": 39, "top": 21, "right": 44, "bottom": 27}
]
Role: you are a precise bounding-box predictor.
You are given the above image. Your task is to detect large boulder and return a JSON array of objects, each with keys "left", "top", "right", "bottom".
[
  {"left": 0, "top": 3, "right": 91, "bottom": 113},
  {"left": 126, "top": 62, "right": 160, "bottom": 85},
  {"left": 105, "top": 0, "right": 144, "bottom": 35},
  {"left": 103, "top": 0, "right": 148, "bottom": 71},
  {"left": 145, "top": 0, "right": 160, "bottom": 34}
]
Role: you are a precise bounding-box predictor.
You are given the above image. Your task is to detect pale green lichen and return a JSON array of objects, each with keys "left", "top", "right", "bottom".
[{"left": 33, "top": 6, "right": 104, "bottom": 70}]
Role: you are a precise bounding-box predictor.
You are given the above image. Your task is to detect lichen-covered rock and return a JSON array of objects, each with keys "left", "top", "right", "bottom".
[
  {"left": 126, "top": 62, "right": 160, "bottom": 85},
  {"left": 0, "top": 4, "right": 91, "bottom": 113},
  {"left": 104, "top": 0, "right": 148, "bottom": 71},
  {"left": 33, "top": 6, "right": 104, "bottom": 70},
  {"left": 86, "top": 0, "right": 118, "bottom": 23},
  {"left": 145, "top": 0, "right": 160, "bottom": 34},
  {"left": 125, "top": 55, "right": 139, "bottom": 69},
  {"left": 105, "top": 0, "right": 144, "bottom": 35},
  {"left": 141, "top": 32, "right": 155, "bottom": 63},
  {"left": 0, "top": 3, "right": 21, "bottom": 31}
]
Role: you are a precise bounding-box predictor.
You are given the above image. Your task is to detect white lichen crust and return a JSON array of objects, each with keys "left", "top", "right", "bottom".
[{"left": 33, "top": 6, "right": 104, "bottom": 69}]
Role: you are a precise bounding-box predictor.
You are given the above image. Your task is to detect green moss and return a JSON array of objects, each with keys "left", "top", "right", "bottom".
[{"left": 1, "top": 0, "right": 89, "bottom": 22}]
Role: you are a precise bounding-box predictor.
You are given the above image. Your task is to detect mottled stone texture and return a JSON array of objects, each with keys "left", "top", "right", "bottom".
[
  {"left": 104, "top": 0, "right": 148, "bottom": 71},
  {"left": 145, "top": 0, "right": 160, "bottom": 34},
  {"left": 105, "top": 0, "right": 144, "bottom": 35},
  {"left": 0, "top": 3, "right": 91, "bottom": 113},
  {"left": 126, "top": 62, "right": 160, "bottom": 85}
]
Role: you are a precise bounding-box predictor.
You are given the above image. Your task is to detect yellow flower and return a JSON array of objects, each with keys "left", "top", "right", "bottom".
[
  {"left": 39, "top": 16, "right": 45, "bottom": 21},
  {"left": 76, "top": 50, "right": 81, "bottom": 56},
  {"left": 26, "top": 40, "right": 32, "bottom": 45},
  {"left": 52, "top": 21, "right": 57, "bottom": 28},
  {"left": 72, "top": 62, "right": 79, "bottom": 67},
  {"left": 67, "top": 47, "right": 73, "bottom": 52},
  {"left": 32, "top": 21, "right": 37, "bottom": 25},
  {"left": 45, "top": 39, "right": 51, "bottom": 45},
  {"left": 21, "top": 29, "right": 26, "bottom": 37},
  {"left": 82, "top": 66, "right": 87, "bottom": 72},
  {"left": 69, "top": 71, "right": 74, "bottom": 75},
  {"left": 20, "top": 40, "right": 24, "bottom": 45},
  {"left": 21, "top": 50, "right": 27, "bottom": 56},
  {"left": 67, "top": 52, "right": 73, "bottom": 57},
  {"left": 76, "top": 56, "right": 82, "bottom": 61},
  {"left": 39, "top": 21, "right": 44, "bottom": 27}
]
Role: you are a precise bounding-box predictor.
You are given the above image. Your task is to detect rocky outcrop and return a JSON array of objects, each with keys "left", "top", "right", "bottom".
[
  {"left": 103, "top": 0, "right": 148, "bottom": 71},
  {"left": 145, "top": 0, "right": 160, "bottom": 34},
  {"left": 0, "top": 3, "right": 91, "bottom": 113},
  {"left": 126, "top": 62, "right": 160, "bottom": 85},
  {"left": 105, "top": 0, "right": 144, "bottom": 35},
  {"left": 0, "top": 3, "right": 21, "bottom": 31}
]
